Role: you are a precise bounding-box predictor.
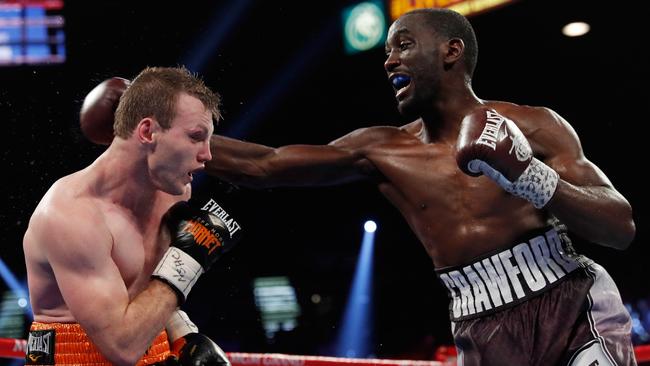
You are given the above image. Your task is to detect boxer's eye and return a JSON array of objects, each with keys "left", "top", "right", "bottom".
[
  {"left": 399, "top": 41, "right": 412, "bottom": 51},
  {"left": 190, "top": 132, "right": 207, "bottom": 142}
]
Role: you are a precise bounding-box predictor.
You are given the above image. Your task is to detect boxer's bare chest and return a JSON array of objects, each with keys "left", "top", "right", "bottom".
[
  {"left": 365, "top": 134, "right": 544, "bottom": 267},
  {"left": 103, "top": 204, "right": 171, "bottom": 298}
]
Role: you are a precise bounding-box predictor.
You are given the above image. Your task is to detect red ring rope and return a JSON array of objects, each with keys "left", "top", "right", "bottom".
[{"left": 2, "top": 337, "right": 650, "bottom": 364}]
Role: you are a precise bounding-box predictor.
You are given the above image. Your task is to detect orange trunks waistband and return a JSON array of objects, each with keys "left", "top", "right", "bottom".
[{"left": 26, "top": 322, "right": 170, "bottom": 365}]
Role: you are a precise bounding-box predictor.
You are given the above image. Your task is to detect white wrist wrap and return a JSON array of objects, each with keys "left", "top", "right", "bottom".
[
  {"left": 506, "top": 158, "right": 559, "bottom": 209},
  {"left": 152, "top": 247, "right": 204, "bottom": 301},
  {"left": 166, "top": 310, "right": 199, "bottom": 341}
]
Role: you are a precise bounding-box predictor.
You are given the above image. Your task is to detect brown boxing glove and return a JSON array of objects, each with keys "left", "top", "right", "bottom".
[
  {"left": 456, "top": 107, "right": 559, "bottom": 208},
  {"left": 79, "top": 77, "right": 130, "bottom": 145}
]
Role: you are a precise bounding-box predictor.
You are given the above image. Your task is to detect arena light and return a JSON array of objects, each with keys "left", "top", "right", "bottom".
[
  {"left": 388, "top": 0, "right": 515, "bottom": 20},
  {"left": 0, "top": 0, "right": 65, "bottom": 66},
  {"left": 364, "top": 220, "right": 377, "bottom": 233},
  {"left": 562, "top": 21, "right": 590, "bottom": 37},
  {"left": 0, "top": 291, "right": 27, "bottom": 339},
  {"left": 334, "top": 222, "right": 376, "bottom": 357},
  {"left": 0, "top": 259, "right": 29, "bottom": 316},
  {"left": 342, "top": 0, "right": 387, "bottom": 55},
  {"left": 626, "top": 300, "right": 650, "bottom": 344},
  {"left": 252, "top": 276, "right": 301, "bottom": 340}
]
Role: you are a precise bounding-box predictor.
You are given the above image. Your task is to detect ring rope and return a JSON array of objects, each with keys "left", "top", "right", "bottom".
[{"left": 2, "top": 338, "right": 650, "bottom": 364}]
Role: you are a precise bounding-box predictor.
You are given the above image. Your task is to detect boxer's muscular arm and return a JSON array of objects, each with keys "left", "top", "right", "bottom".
[
  {"left": 524, "top": 107, "right": 635, "bottom": 249},
  {"left": 205, "top": 128, "right": 380, "bottom": 188},
  {"left": 79, "top": 77, "right": 378, "bottom": 187},
  {"left": 28, "top": 203, "right": 177, "bottom": 366}
]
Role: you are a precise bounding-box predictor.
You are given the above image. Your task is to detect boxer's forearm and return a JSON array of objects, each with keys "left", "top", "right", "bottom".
[
  {"left": 207, "top": 134, "right": 367, "bottom": 188},
  {"left": 546, "top": 180, "right": 635, "bottom": 250},
  {"left": 84, "top": 281, "right": 178, "bottom": 366}
]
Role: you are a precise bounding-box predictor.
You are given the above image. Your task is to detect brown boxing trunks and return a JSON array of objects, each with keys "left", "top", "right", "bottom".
[{"left": 436, "top": 224, "right": 636, "bottom": 365}]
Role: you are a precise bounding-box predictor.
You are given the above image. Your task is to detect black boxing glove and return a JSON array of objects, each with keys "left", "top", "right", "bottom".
[
  {"left": 80, "top": 77, "right": 130, "bottom": 145},
  {"left": 152, "top": 199, "right": 242, "bottom": 302},
  {"left": 170, "top": 333, "right": 230, "bottom": 366},
  {"left": 456, "top": 108, "right": 559, "bottom": 208},
  {"left": 165, "top": 310, "right": 230, "bottom": 366}
]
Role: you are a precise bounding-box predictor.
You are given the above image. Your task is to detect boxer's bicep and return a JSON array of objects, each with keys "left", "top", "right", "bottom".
[
  {"left": 40, "top": 207, "right": 129, "bottom": 337},
  {"left": 527, "top": 108, "right": 612, "bottom": 188},
  {"left": 547, "top": 153, "right": 613, "bottom": 189}
]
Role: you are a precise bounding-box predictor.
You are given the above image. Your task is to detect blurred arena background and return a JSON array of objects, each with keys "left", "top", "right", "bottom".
[{"left": 0, "top": 0, "right": 648, "bottom": 364}]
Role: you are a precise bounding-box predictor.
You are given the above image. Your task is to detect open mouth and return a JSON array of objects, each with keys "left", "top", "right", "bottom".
[
  {"left": 188, "top": 167, "right": 204, "bottom": 181},
  {"left": 390, "top": 74, "right": 411, "bottom": 98}
]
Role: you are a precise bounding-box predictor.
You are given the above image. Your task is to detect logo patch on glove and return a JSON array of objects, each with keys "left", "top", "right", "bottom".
[
  {"left": 476, "top": 110, "right": 504, "bottom": 150},
  {"left": 200, "top": 198, "right": 242, "bottom": 238},
  {"left": 509, "top": 127, "right": 532, "bottom": 162},
  {"left": 183, "top": 218, "right": 223, "bottom": 254}
]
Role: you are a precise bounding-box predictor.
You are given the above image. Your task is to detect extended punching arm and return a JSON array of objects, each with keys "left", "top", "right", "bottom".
[{"left": 80, "top": 78, "right": 374, "bottom": 189}]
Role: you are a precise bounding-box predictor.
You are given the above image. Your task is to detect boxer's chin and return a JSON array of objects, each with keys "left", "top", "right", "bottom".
[{"left": 397, "top": 99, "right": 420, "bottom": 120}]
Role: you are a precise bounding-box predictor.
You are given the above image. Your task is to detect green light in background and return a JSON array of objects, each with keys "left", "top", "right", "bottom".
[
  {"left": 253, "top": 276, "right": 301, "bottom": 340},
  {"left": 0, "top": 290, "right": 26, "bottom": 339},
  {"left": 342, "top": 1, "right": 387, "bottom": 55}
]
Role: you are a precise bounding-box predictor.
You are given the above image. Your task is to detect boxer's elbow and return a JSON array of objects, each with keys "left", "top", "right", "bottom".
[
  {"left": 599, "top": 213, "right": 636, "bottom": 251},
  {"left": 612, "top": 218, "right": 636, "bottom": 250},
  {"left": 98, "top": 338, "right": 147, "bottom": 366},
  {"left": 110, "top": 355, "right": 140, "bottom": 366},
  {"left": 613, "top": 201, "right": 636, "bottom": 250},
  {"left": 102, "top": 347, "right": 142, "bottom": 366},
  {"left": 591, "top": 193, "right": 636, "bottom": 250}
]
